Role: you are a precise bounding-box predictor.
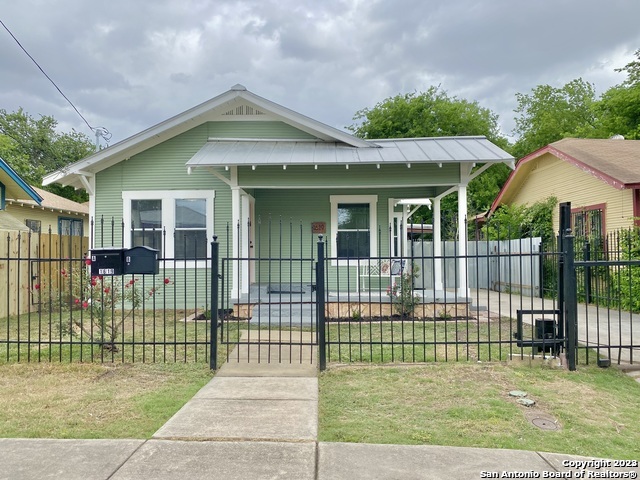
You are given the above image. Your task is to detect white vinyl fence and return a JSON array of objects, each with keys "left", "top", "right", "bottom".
[{"left": 412, "top": 237, "right": 542, "bottom": 297}]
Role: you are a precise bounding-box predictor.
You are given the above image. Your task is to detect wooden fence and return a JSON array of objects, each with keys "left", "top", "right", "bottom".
[{"left": 0, "top": 231, "right": 88, "bottom": 319}]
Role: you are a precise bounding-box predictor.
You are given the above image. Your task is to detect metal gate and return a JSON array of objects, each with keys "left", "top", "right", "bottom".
[
  {"left": 559, "top": 202, "right": 640, "bottom": 369},
  {"left": 210, "top": 234, "right": 320, "bottom": 368}
]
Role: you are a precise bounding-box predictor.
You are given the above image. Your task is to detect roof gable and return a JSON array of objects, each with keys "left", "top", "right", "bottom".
[
  {"left": 43, "top": 84, "right": 372, "bottom": 190},
  {"left": 490, "top": 138, "right": 640, "bottom": 213}
]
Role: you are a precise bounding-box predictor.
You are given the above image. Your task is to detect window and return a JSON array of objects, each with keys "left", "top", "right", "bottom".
[
  {"left": 330, "top": 195, "right": 377, "bottom": 264},
  {"left": 175, "top": 199, "right": 207, "bottom": 260},
  {"left": 59, "top": 217, "right": 83, "bottom": 236},
  {"left": 572, "top": 205, "right": 604, "bottom": 241},
  {"left": 123, "top": 190, "right": 214, "bottom": 264},
  {"left": 25, "top": 219, "right": 41, "bottom": 234},
  {"left": 131, "top": 199, "right": 163, "bottom": 250}
]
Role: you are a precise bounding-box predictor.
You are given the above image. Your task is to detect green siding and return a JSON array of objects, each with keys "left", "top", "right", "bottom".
[
  {"left": 94, "top": 124, "right": 232, "bottom": 308},
  {"left": 238, "top": 164, "right": 458, "bottom": 188},
  {"left": 251, "top": 187, "right": 429, "bottom": 289},
  {"left": 208, "top": 121, "right": 317, "bottom": 139}
]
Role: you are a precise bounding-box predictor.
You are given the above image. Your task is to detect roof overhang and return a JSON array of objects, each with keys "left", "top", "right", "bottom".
[{"left": 186, "top": 136, "right": 515, "bottom": 171}]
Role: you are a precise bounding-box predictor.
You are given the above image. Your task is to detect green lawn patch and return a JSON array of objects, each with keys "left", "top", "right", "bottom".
[{"left": 319, "top": 362, "right": 640, "bottom": 459}]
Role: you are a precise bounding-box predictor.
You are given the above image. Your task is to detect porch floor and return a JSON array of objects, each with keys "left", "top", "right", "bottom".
[
  {"left": 232, "top": 283, "right": 472, "bottom": 326},
  {"left": 237, "top": 283, "right": 471, "bottom": 304}
]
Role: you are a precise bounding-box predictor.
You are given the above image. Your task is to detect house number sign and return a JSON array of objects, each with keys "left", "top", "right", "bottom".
[{"left": 311, "top": 222, "right": 326, "bottom": 234}]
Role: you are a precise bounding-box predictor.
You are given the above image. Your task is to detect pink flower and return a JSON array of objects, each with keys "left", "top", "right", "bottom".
[
  {"left": 82, "top": 301, "right": 88, "bottom": 309},
  {"left": 34, "top": 284, "right": 41, "bottom": 290},
  {"left": 60, "top": 269, "right": 66, "bottom": 276},
  {"left": 91, "top": 277, "right": 97, "bottom": 286},
  {"left": 164, "top": 278, "right": 170, "bottom": 284},
  {"left": 85, "top": 258, "right": 91, "bottom": 266},
  {"left": 104, "top": 287, "right": 110, "bottom": 294},
  {"left": 74, "top": 298, "right": 80, "bottom": 305}
]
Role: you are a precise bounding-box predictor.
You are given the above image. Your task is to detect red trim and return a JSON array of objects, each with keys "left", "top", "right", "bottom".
[{"left": 634, "top": 189, "right": 640, "bottom": 228}]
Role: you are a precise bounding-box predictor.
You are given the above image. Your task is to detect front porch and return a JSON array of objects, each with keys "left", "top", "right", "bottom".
[{"left": 229, "top": 279, "right": 474, "bottom": 325}]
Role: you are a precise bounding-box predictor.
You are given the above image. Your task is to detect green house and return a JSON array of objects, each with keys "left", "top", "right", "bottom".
[{"left": 44, "top": 85, "right": 514, "bottom": 305}]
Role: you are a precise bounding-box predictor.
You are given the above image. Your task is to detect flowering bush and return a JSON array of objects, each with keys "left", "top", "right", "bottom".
[
  {"left": 38, "top": 259, "right": 170, "bottom": 350},
  {"left": 386, "top": 265, "right": 420, "bottom": 317}
]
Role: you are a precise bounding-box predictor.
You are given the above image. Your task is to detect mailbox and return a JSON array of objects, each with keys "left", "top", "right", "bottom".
[
  {"left": 90, "top": 248, "right": 126, "bottom": 276},
  {"left": 124, "top": 246, "right": 159, "bottom": 275}
]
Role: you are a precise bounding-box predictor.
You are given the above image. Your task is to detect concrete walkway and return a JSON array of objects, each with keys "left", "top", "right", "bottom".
[{"left": 1, "top": 335, "right": 638, "bottom": 479}]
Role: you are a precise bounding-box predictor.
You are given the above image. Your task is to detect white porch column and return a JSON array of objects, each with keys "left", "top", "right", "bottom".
[
  {"left": 457, "top": 184, "right": 469, "bottom": 298},
  {"left": 433, "top": 197, "right": 444, "bottom": 292},
  {"left": 241, "top": 193, "right": 251, "bottom": 295},
  {"left": 401, "top": 205, "right": 408, "bottom": 258},
  {"left": 231, "top": 167, "right": 241, "bottom": 301}
]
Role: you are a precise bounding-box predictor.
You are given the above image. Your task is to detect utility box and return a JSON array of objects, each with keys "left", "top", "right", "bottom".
[
  {"left": 535, "top": 318, "right": 556, "bottom": 340},
  {"left": 90, "top": 248, "right": 126, "bottom": 276},
  {"left": 124, "top": 246, "right": 159, "bottom": 275}
]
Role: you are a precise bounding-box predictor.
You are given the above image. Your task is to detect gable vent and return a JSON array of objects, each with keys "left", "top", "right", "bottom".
[{"left": 222, "top": 105, "right": 266, "bottom": 116}]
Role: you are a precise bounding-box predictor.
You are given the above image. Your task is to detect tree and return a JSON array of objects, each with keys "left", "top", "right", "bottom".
[
  {"left": 512, "top": 78, "right": 598, "bottom": 159},
  {"left": 350, "top": 87, "right": 509, "bottom": 149},
  {"left": 349, "top": 87, "right": 512, "bottom": 230},
  {"left": 592, "top": 49, "right": 640, "bottom": 140},
  {"left": 0, "top": 109, "right": 94, "bottom": 202}
]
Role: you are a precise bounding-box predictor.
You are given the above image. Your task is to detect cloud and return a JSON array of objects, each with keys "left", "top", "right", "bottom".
[{"left": 1, "top": 0, "right": 639, "bottom": 145}]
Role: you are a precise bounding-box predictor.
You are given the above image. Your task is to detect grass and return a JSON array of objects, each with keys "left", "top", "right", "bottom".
[
  {"left": 0, "top": 362, "right": 213, "bottom": 438},
  {"left": 318, "top": 362, "right": 640, "bottom": 459},
  {"left": 326, "top": 316, "right": 530, "bottom": 363},
  {"left": 0, "top": 309, "right": 230, "bottom": 365}
]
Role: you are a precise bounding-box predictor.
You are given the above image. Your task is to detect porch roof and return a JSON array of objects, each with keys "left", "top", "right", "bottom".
[{"left": 186, "top": 136, "right": 514, "bottom": 169}]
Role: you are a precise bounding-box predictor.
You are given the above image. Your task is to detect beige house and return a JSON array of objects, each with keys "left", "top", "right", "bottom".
[
  {"left": 490, "top": 138, "right": 640, "bottom": 238},
  {"left": 5, "top": 186, "right": 89, "bottom": 236}
]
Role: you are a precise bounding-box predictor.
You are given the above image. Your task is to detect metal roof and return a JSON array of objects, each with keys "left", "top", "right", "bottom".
[{"left": 186, "top": 136, "right": 514, "bottom": 168}]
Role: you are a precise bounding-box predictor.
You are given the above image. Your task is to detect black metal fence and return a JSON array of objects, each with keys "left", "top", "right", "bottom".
[
  {"left": 0, "top": 221, "right": 215, "bottom": 365},
  {"left": 2, "top": 209, "right": 639, "bottom": 369}
]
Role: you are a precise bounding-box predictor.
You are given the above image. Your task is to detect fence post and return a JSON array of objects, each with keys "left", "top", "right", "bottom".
[
  {"left": 563, "top": 233, "right": 578, "bottom": 371},
  {"left": 210, "top": 236, "right": 219, "bottom": 370},
  {"left": 583, "top": 241, "right": 592, "bottom": 304},
  {"left": 557, "top": 202, "right": 571, "bottom": 341},
  {"left": 316, "top": 235, "right": 326, "bottom": 372}
]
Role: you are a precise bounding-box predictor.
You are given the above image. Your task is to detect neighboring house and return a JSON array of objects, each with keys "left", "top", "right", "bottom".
[
  {"left": 490, "top": 138, "right": 640, "bottom": 239},
  {"left": 5, "top": 186, "right": 89, "bottom": 236},
  {"left": 0, "top": 157, "right": 43, "bottom": 231},
  {"left": 44, "top": 84, "right": 513, "bottom": 302},
  {"left": 0, "top": 157, "right": 43, "bottom": 318}
]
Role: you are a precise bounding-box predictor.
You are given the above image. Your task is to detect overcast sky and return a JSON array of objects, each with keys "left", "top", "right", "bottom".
[{"left": 1, "top": 0, "right": 639, "bottom": 148}]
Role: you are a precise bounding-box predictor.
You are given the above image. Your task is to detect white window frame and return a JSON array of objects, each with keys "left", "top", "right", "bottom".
[
  {"left": 330, "top": 194, "right": 377, "bottom": 266},
  {"left": 123, "top": 190, "right": 215, "bottom": 268}
]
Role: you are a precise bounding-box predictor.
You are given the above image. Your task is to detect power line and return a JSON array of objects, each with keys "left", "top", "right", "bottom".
[{"left": 0, "top": 18, "right": 111, "bottom": 145}]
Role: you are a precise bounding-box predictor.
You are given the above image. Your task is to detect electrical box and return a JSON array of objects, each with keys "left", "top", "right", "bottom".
[
  {"left": 90, "top": 248, "right": 126, "bottom": 276},
  {"left": 124, "top": 246, "right": 160, "bottom": 275}
]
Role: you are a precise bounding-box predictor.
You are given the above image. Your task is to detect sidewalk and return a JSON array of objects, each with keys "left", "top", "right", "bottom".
[{"left": 1, "top": 336, "right": 638, "bottom": 479}]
